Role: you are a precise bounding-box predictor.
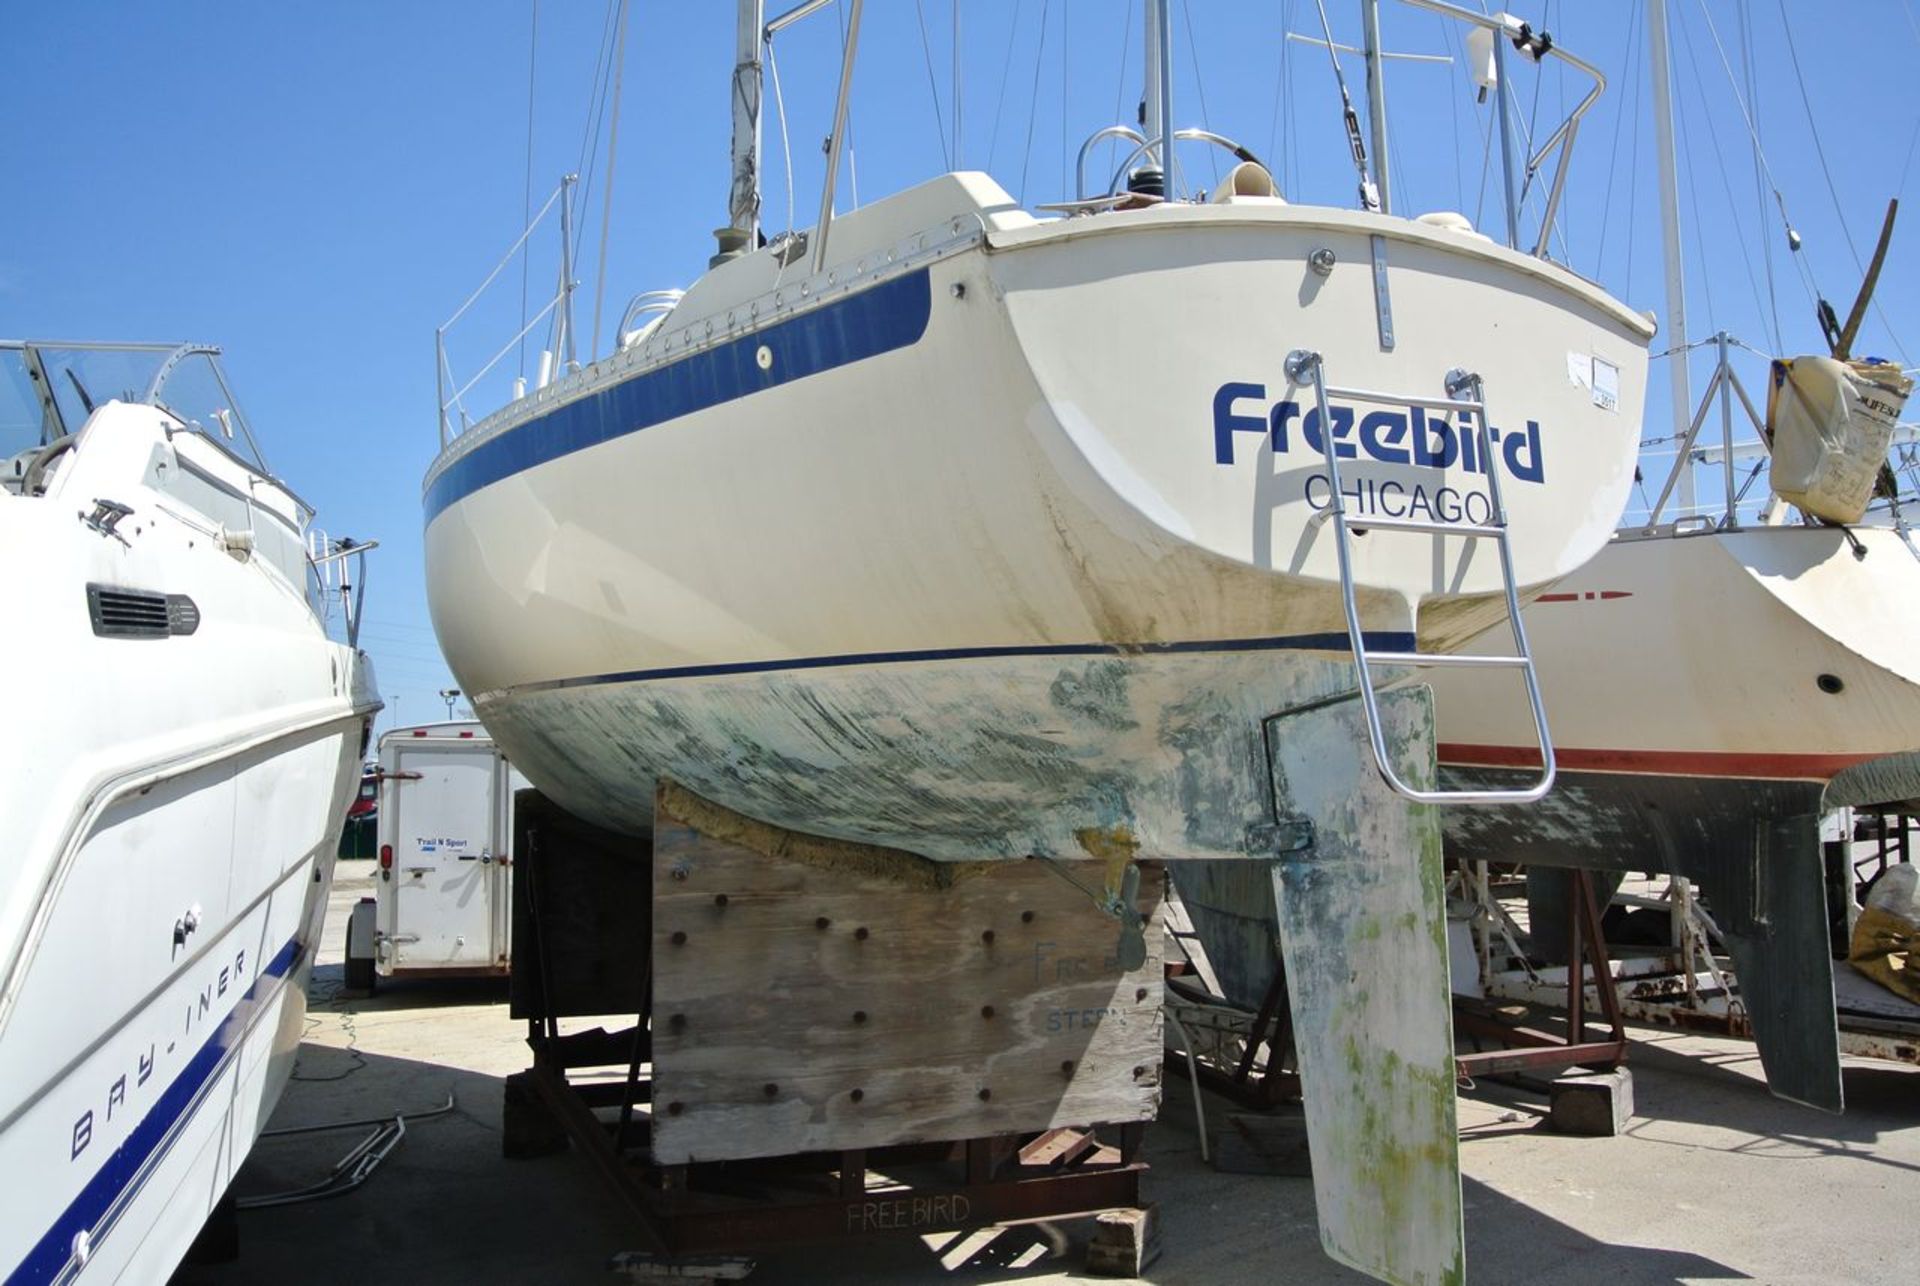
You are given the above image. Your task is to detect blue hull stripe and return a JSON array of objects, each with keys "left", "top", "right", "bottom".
[
  {"left": 486, "top": 631, "right": 1419, "bottom": 699},
  {"left": 8, "top": 938, "right": 303, "bottom": 1286},
  {"left": 424, "top": 268, "right": 936, "bottom": 524}
]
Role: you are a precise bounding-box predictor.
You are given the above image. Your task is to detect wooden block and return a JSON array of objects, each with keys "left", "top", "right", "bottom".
[
  {"left": 1086, "top": 1205, "right": 1161, "bottom": 1277},
  {"left": 1210, "top": 1110, "right": 1312, "bottom": 1176},
  {"left": 648, "top": 783, "right": 1166, "bottom": 1164},
  {"left": 501, "top": 1070, "right": 570, "bottom": 1160},
  {"left": 1548, "top": 1067, "right": 1634, "bottom": 1137}
]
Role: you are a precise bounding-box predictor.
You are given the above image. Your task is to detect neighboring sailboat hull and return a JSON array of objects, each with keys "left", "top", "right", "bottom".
[
  {"left": 1434, "top": 523, "right": 1920, "bottom": 1110},
  {"left": 1437, "top": 524, "right": 1920, "bottom": 792}
]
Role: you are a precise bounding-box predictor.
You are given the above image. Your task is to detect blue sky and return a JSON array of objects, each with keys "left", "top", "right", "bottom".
[{"left": 6, "top": 1, "right": 1916, "bottom": 734}]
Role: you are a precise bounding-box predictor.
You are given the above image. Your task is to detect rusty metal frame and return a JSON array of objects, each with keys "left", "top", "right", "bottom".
[
  {"left": 1455, "top": 869, "right": 1629, "bottom": 1081},
  {"left": 520, "top": 1050, "right": 1146, "bottom": 1254},
  {"left": 1163, "top": 972, "right": 1302, "bottom": 1107}
]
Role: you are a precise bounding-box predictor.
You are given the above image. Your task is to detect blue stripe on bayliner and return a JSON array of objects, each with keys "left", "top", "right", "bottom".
[
  {"left": 423, "top": 267, "right": 936, "bottom": 524},
  {"left": 9, "top": 938, "right": 303, "bottom": 1286},
  {"left": 489, "top": 631, "right": 1419, "bottom": 698}
]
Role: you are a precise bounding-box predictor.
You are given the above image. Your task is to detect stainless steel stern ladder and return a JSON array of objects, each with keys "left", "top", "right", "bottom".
[{"left": 1286, "top": 348, "right": 1555, "bottom": 805}]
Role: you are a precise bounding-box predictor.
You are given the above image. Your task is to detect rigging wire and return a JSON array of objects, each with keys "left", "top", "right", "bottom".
[
  {"left": 1179, "top": 0, "right": 1222, "bottom": 190},
  {"left": 986, "top": 0, "right": 1027, "bottom": 173},
  {"left": 954, "top": 0, "right": 963, "bottom": 167},
  {"left": 546, "top": 0, "right": 620, "bottom": 358},
  {"left": 1592, "top": 0, "right": 1641, "bottom": 284},
  {"left": 914, "top": 0, "right": 952, "bottom": 170},
  {"left": 1519, "top": 2, "right": 1548, "bottom": 203},
  {"left": 1110, "top": 0, "right": 1136, "bottom": 192},
  {"left": 1772, "top": 0, "right": 1913, "bottom": 366},
  {"left": 517, "top": 0, "right": 539, "bottom": 382},
  {"left": 837, "top": 0, "right": 859, "bottom": 210},
  {"left": 590, "top": 0, "right": 632, "bottom": 362},
  {"left": 1269, "top": 0, "right": 1293, "bottom": 199},
  {"left": 1739, "top": 3, "right": 1783, "bottom": 352},
  {"left": 569, "top": 0, "right": 623, "bottom": 259},
  {"left": 1443, "top": 12, "right": 1464, "bottom": 215},
  {"left": 1622, "top": 14, "right": 1645, "bottom": 299},
  {"left": 767, "top": 39, "right": 797, "bottom": 234},
  {"left": 1307, "top": 0, "right": 1380, "bottom": 210},
  {"left": 1691, "top": 0, "right": 1808, "bottom": 330},
  {"left": 1017, "top": 0, "right": 1053, "bottom": 204},
  {"left": 1463, "top": 7, "right": 1495, "bottom": 232},
  {"left": 1773, "top": 0, "right": 1861, "bottom": 269},
  {"left": 1674, "top": 8, "right": 1773, "bottom": 344},
  {"left": 1672, "top": 67, "right": 1718, "bottom": 332},
  {"left": 1061, "top": 4, "right": 1069, "bottom": 198}
]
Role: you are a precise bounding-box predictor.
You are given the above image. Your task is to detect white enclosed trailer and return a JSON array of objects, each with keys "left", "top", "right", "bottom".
[{"left": 344, "top": 721, "right": 525, "bottom": 989}]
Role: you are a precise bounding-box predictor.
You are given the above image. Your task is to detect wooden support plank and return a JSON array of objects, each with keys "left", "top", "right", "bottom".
[
  {"left": 648, "top": 784, "right": 1165, "bottom": 1164},
  {"left": 1019, "top": 1127, "right": 1097, "bottom": 1168}
]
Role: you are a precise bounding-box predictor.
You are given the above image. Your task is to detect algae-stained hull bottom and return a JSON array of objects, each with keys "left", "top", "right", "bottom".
[
  {"left": 1436, "top": 765, "right": 1827, "bottom": 874},
  {"left": 473, "top": 644, "right": 1387, "bottom": 862}
]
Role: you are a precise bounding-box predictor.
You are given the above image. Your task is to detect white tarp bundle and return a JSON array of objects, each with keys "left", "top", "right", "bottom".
[{"left": 1766, "top": 355, "right": 1913, "bottom": 523}]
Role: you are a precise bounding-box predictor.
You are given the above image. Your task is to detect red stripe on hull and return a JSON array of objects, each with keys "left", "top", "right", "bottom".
[{"left": 1436, "top": 743, "right": 1873, "bottom": 781}]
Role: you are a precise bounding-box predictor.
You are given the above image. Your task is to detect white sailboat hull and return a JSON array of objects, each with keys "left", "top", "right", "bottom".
[
  {"left": 425, "top": 175, "right": 1651, "bottom": 858},
  {"left": 0, "top": 394, "right": 376, "bottom": 1284}
]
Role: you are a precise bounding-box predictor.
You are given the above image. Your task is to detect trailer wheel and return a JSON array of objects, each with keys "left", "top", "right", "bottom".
[
  {"left": 344, "top": 947, "right": 375, "bottom": 995},
  {"left": 344, "top": 899, "right": 377, "bottom": 995}
]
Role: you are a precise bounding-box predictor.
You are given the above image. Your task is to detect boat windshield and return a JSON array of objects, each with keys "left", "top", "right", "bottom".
[
  {"left": 0, "top": 341, "right": 267, "bottom": 470},
  {"left": 0, "top": 346, "right": 53, "bottom": 460}
]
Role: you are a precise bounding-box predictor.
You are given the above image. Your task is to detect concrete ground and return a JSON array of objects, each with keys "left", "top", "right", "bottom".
[{"left": 175, "top": 860, "right": 1920, "bottom": 1286}]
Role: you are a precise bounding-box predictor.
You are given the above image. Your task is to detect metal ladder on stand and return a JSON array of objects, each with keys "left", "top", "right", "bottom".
[{"left": 1284, "top": 348, "right": 1556, "bottom": 805}]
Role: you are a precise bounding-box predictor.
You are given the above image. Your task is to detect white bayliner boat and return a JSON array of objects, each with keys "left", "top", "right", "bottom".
[
  {"left": 0, "top": 341, "right": 379, "bottom": 1283},
  {"left": 425, "top": 5, "right": 1648, "bottom": 1283}
]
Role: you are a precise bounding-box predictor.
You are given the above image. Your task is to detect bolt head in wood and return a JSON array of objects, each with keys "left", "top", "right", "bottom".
[
  {"left": 815, "top": 916, "right": 831, "bottom": 930},
  {"left": 850, "top": 1088, "right": 864, "bottom": 1102},
  {"left": 980, "top": 1005, "right": 995, "bottom": 1019},
  {"left": 714, "top": 893, "right": 729, "bottom": 907},
  {"left": 852, "top": 1010, "right": 868, "bottom": 1024},
  {"left": 980, "top": 929, "right": 995, "bottom": 944},
  {"left": 668, "top": 1101, "right": 685, "bottom": 1116},
  {"left": 978, "top": 1088, "right": 991, "bottom": 1101},
  {"left": 668, "top": 1013, "right": 686, "bottom": 1031},
  {"left": 763, "top": 1083, "right": 779, "bottom": 1098},
  {"left": 670, "top": 930, "right": 687, "bottom": 946},
  {"left": 854, "top": 926, "right": 869, "bottom": 941}
]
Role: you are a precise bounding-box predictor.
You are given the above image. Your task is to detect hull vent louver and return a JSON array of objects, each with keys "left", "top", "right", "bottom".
[{"left": 87, "top": 584, "right": 199, "bottom": 639}]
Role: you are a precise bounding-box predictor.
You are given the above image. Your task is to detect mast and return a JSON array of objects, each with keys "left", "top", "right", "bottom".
[
  {"left": 1647, "top": 0, "right": 1693, "bottom": 509},
  {"left": 1361, "top": 0, "right": 1390, "bottom": 214},
  {"left": 1143, "top": 0, "right": 1175, "bottom": 190},
  {"left": 723, "top": 0, "right": 765, "bottom": 261}
]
